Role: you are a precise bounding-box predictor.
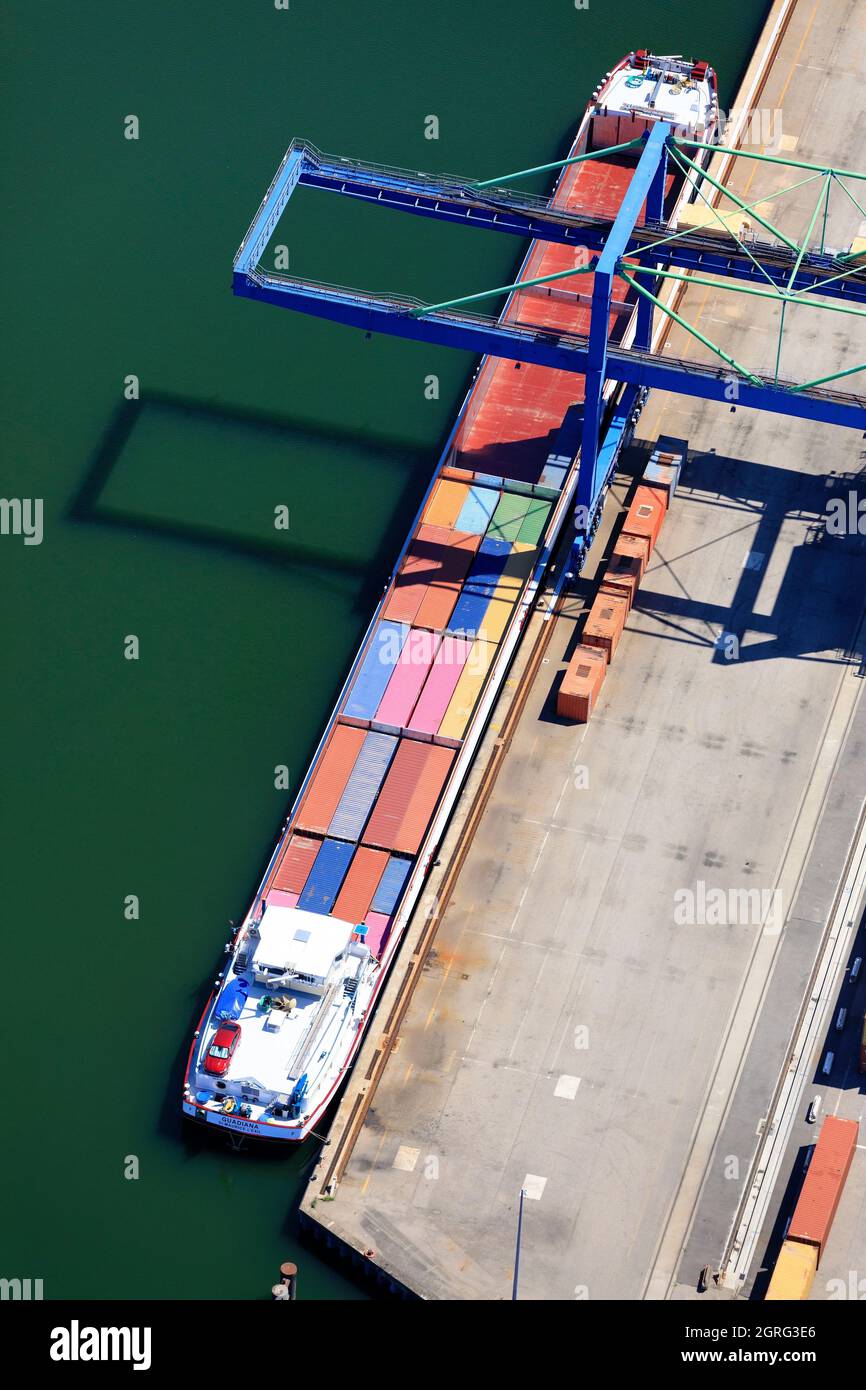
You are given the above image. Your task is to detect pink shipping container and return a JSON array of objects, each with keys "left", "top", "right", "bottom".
[
  {"left": 364, "top": 740, "right": 455, "bottom": 854},
  {"left": 408, "top": 635, "right": 473, "bottom": 735},
  {"left": 375, "top": 628, "right": 440, "bottom": 729},
  {"left": 363, "top": 910, "right": 392, "bottom": 958}
]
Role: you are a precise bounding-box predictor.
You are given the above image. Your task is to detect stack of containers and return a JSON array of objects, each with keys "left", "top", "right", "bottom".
[{"left": 557, "top": 644, "right": 606, "bottom": 722}]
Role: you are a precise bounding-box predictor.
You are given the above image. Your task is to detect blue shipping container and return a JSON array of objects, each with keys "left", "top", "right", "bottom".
[
  {"left": 328, "top": 731, "right": 397, "bottom": 841},
  {"left": 446, "top": 587, "right": 491, "bottom": 638},
  {"left": 344, "top": 620, "right": 408, "bottom": 720},
  {"left": 370, "top": 854, "right": 414, "bottom": 915},
  {"left": 465, "top": 540, "right": 511, "bottom": 597},
  {"left": 299, "top": 838, "right": 356, "bottom": 915},
  {"left": 455, "top": 484, "right": 499, "bottom": 534}
]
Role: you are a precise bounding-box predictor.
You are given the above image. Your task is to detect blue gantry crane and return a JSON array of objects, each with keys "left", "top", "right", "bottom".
[{"left": 232, "top": 124, "right": 866, "bottom": 572}]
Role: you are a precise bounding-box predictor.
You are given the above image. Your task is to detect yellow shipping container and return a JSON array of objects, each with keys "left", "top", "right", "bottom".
[
  {"left": 765, "top": 1239, "right": 818, "bottom": 1301},
  {"left": 438, "top": 638, "right": 497, "bottom": 741},
  {"left": 481, "top": 545, "right": 536, "bottom": 642}
]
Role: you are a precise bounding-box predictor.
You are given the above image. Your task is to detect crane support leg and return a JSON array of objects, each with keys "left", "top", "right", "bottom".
[{"left": 576, "top": 124, "right": 671, "bottom": 540}]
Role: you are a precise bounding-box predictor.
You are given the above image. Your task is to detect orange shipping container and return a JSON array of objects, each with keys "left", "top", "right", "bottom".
[
  {"left": 295, "top": 724, "right": 367, "bottom": 835},
  {"left": 622, "top": 484, "right": 665, "bottom": 552},
  {"left": 557, "top": 644, "right": 606, "bottom": 721},
  {"left": 331, "top": 845, "right": 389, "bottom": 923},
  {"left": 271, "top": 833, "right": 321, "bottom": 894},
  {"left": 364, "top": 740, "right": 455, "bottom": 854},
  {"left": 423, "top": 478, "right": 470, "bottom": 529},
  {"left": 413, "top": 527, "right": 481, "bottom": 630},
  {"left": 603, "top": 534, "right": 650, "bottom": 609},
  {"left": 787, "top": 1115, "right": 858, "bottom": 1263},
  {"left": 384, "top": 524, "right": 480, "bottom": 627},
  {"left": 583, "top": 588, "right": 628, "bottom": 663}
]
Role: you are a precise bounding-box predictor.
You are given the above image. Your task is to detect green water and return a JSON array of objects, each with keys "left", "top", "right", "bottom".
[{"left": 1, "top": 1, "right": 766, "bottom": 1299}]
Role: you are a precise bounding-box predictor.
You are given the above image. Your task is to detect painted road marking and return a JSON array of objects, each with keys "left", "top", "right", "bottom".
[
  {"left": 392, "top": 1145, "right": 420, "bottom": 1172},
  {"left": 554, "top": 1075, "right": 581, "bottom": 1100}
]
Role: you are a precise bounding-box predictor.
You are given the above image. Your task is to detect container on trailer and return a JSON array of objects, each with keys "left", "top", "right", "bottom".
[
  {"left": 295, "top": 723, "right": 367, "bottom": 835},
  {"left": 423, "top": 477, "right": 470, "bottom": 529},
  {"left": 643, "top": 460, "right": 680, "bottom": 506},
  {"left": 603, "top": 534, "right": 650, "bottom": 608},
  {"left": 765, "top": 1239, "right": 818, "bottom": 1301},
  {"left": 413, "top": 528, "right": 481, "bottom": 631},
  {"left": 455, "top": 484, "right": 499, "bottom": 534},
  {"left": 364, "top": 740, "right": 455, "bottom": 854},
  {"left": 375, "top": 629, "right": 440, "bottom": 729},
  {"left": 557, "top": 644, "right": 606, "bottom": 722},
  {"left": 271, "top": 833, "right": 321, "bottom": 895},
  {"left": 409, "top": 635, "right": 473, "bottom": 735},
  {"left": 298, "top": 838, "right": 356, "bottom": 916},
  {"left": 622, "top": 485, "right": 665, "bottom": 552},
  {"left": 343, "top": 620, "right": 409, "bottom": 720},
  {"left": 331, "top": 845, "right": 389, "bottom": 923},
  {"left": 583, "top": 588, "right": 628, "bottom": 662},
  {"left": 328, "top": 731, "right": 397, "bottom": 841},
  {"left": 438, "top": 637, "right": 497, "bottom": 740},
  {"left": 859, "top": 1014, "right": 866, "bottom": 1073},
  {"left": 787, "top": 1115, "right": 858, "bottom": 1263},
  {"left": 370, "top": 854, "right": 413, "bottom": 915}
]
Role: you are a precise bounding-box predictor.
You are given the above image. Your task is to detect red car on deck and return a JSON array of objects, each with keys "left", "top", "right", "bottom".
[{"left": 204, "top": 1022, "right": 241, "bottom": 1076}]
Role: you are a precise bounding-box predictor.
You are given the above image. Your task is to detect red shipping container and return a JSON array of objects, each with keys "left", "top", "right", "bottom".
[
  {"left": 331, "top": 845, "right": 389, "bottom": 923},
  {"left": 788, "top": 1115, "right": 858, "bottom": 1264},
  {"left": 557, "top": 644, "right": 606, "bottom": 721},
  {"left": 295, "top": 723, "right": 367, "bottom": 834},
  {"left": 270, "top": 833, "right": 321, "bottom": 894},
  {"left": 364, "top": 739, "right": 455, "bottom": 854},
  {"left": 583, "top": 588, "right": 628, "bottom": 663},
  {"left": 622, "top": 484, "right": 665, "bottom": 552}
]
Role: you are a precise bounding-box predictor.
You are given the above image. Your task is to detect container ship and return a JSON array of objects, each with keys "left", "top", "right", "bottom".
[{"left": 182, "top": 51, "right": 719, "bottom": 1140}]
